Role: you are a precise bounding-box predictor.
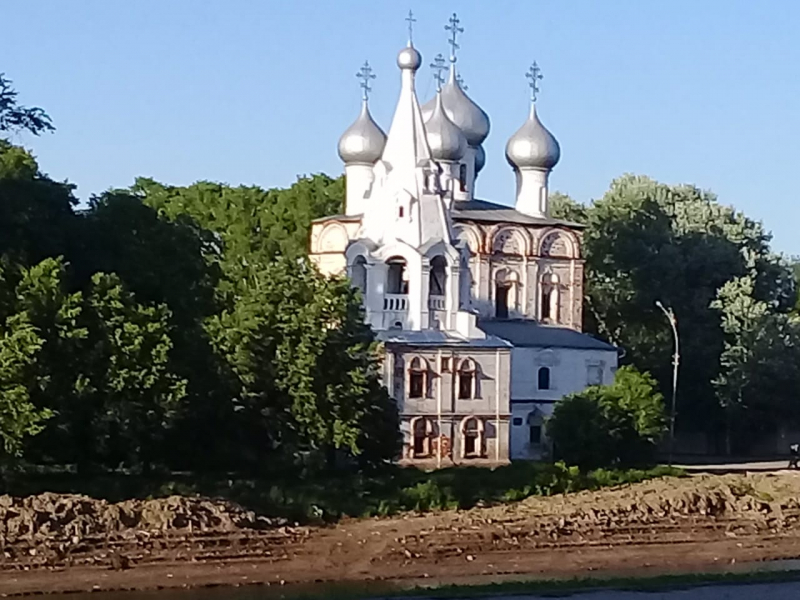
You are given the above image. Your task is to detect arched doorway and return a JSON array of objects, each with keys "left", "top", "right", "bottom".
[
  {"left": 462, "top": 417, "right": 484, "bottom": 458},
  {"left": 412, "top": 418, "right": 436, "bottom": 458}
]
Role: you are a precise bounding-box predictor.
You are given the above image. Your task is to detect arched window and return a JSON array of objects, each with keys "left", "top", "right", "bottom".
[
  {"left": 429, "top": 256, "right": 447, "bottom": 297},
  {"left": 459, "top": 164, "right": 467, "bottom": 192},
  {"left": 408, "top": 357, "right": 430, "bottom": 399},
  {"left": 387, "top": 257, "right": 408, "bottom": 294},
  {"left": 538, "top": 367, "right": 551, "bottom": 390},
  {"left": 350, "top": 256, "right": 367, "bottom": 296},
  {"left": 462, "top": 417, "right": 484, "bottom": 458},
  {"left": 412, "top": 418, "right": 436, "bottom": 458},
  {"left": 457, "top": 358, "right": 477, "bottom": 400}
]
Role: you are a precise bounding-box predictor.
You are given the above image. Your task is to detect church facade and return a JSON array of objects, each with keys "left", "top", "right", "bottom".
[{"left": 309, "top": 15, "right": 617, "bottom": 467}]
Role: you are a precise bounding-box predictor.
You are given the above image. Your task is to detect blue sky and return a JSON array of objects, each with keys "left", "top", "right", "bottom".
[{"left": 5, "top": 0, "right": 800, "bottom": 255}]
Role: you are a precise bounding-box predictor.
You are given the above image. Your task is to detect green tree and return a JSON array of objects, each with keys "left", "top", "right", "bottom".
[
  {"left": 206, "top": 257, "right": 398, "bottom": 470},
  {"left": 0, "top": 141, "right": 78, "bottom": 267},
  {"left": 0, "top": 312, "right": 51, "bottom": 459},
  {"left": 576, "top": 175, "right": 794, "bottom": 446},
  {"left": 550, "top": 191, "right": 588, "bottom": 223},
  {"left": 548, "top": 366, "right": 667, "bottom": 469},
  {"left": 712, "top": 275, "right": 800, "bottom": 453},
  {"left": 77, "top": 273, "right": 187, "bottom": 471},
  {"left": 0, "top": 74, "right": 54, "bottom": 136},
  {"left": 131, "top": 173, "right": 344, "bottom": 268}
]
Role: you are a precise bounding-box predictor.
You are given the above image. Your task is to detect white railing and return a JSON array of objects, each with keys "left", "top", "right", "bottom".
[
  {"left": 384, "top": 294, "right": 409, "bottom": 311},
  {"left": 428, "top": 295, "right": 446, "bottom": 310}
]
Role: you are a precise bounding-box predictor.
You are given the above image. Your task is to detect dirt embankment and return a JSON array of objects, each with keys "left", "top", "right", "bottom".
[{"left": 4, "top": 472, "right": 800, "bottom": 596}]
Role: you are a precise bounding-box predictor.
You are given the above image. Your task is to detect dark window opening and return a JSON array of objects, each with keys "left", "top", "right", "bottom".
[
  {"left": 409, "top": 371, "right": 424, "bottom": 399},
  {"left": 512, "top": 417, "right": 523, "bottom": 426},
  {"left": 429, "top": 256, "right": 447, "bottom": 296},
  {"left": 459, "top": 164, "right": 467, "bottom": 192},
  {"left": 387, "top": 258, "right": 408, "bottom": 294},
  {"left": 541, "top": 289, "right": 552, "bottom": 321},
  {"left": 464, "top": 419, "right": 481, "bottom": 457},
  {"left": 529, "top": 425, "right": 542, "bottom": 445},
  {"left": 413, "top": 419, "right": 431, "bottom": 457},
  {"left": 458, "top": 370, "right": 473, "bottom": 399},
  {"left": 495, "top": 285, "right": 509, "bottom": 318},
  {"left": 538, "top": 367, "right": 551, "bottom": 390}
]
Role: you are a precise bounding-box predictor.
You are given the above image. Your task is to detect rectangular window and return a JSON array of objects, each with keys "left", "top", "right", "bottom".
[
  {"left": 441, "top": 357, "right": 451, "bottom": 372},
  {"left": 409, "top": 372, "right": 424, "bottom": 399},
  {"left": 512, "top": 417, "right": 523, "bottom": 426},
  {"left": 458, "top": 372, "right": 473, "bottom": 399}
]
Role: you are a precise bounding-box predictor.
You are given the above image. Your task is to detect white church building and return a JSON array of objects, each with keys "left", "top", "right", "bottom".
[{"left": 309, "top": 14, "right": 617, "bottom": 466}]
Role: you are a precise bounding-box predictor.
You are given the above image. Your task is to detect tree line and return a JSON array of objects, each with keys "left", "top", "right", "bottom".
[
  {"left": 551, "top": 182, "right": 800, "bottom": 455},
  {"left": 0, "top": 74, "right": 399, "bottom": 474}
]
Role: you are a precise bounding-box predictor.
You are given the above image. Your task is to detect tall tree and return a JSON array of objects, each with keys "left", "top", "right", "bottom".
[
  {"left": 562, "top": 175, "right": 794, "bottom": 447},
  {"left": 0, "top": 74, "right": 54, "bottom": 136},
  {"left": 206, "top": 257, "right": 398, "bottom": 470},
  {"left": 712, "top": 275, "right": 800, "bottom": 452},
  {"left": 0, "top": 141, "right": 78, "bottom": 267}
]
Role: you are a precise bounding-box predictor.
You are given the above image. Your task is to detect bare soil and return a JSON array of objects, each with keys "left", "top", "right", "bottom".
[{"left": 5, "top": 471, "right": 800, "bottom": 596}]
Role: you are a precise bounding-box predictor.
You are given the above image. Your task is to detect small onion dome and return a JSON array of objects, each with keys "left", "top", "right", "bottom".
[
  {"left": 424, "top": 91, "right": 467, "bottom": 162},
  {"left": 474, "top": 144, "right": 486, "bottom": 174},
  {"left": 337, "top": 101, "right": 387, "bottom": 165},
  {"left": 421, "top": 69, "right": 490, "bottom": 147},
  {"left": 505, "top": 104, "right": 560, "bottom": 170},
  {"left": 397, "top": 45, "right": 422, "bottom": 71}
]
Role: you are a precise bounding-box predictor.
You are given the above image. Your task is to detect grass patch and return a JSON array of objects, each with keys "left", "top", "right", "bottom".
[{"left": 1, "top": 462, "right": 684, "bottom": 524}]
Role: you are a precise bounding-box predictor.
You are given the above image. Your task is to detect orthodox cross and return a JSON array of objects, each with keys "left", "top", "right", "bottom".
[
  {"left": 456, "top": 72, "right": 468, "bottom": 91},
  {"left": 430, "top": 53, "right": 447, "bottom": 90},
  {"left": 356, "top": 61, "right": 376, "bottom": 102},
  {"left": 405, "top": 9, "right": 417, "bottom": 43},
  {"left": 445, "top": 12, "right": 463, "bottom": 62},
  {"left": 526, "top": 61, "right": 543, "bottom": 103}
]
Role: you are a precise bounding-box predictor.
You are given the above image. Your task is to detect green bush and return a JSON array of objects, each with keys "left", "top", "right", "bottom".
[{"left": 548, "top": 366, "right": 668, "bottom": 470}]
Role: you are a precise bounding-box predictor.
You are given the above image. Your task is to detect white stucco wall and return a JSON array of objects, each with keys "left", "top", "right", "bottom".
[{"left": 508, "top": 346, "right": 618, "bottom": 460}]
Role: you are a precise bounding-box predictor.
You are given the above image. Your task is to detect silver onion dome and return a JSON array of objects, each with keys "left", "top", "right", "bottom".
[
  {"left": 421, "top": 68, "right": 490, "bottom": 147},
  {"left": 425, "top": 91, "right": 467, "bottom": 162},
  {"left": 397, "top": 45, "right": 422, "bottom": 71},
  {"left": 337, "top": 101, "right": 387, "bottom": 165},
  {"left": 505, "top": 104, "right": 560, "bottom": 170},
  {"left": 474, "top": 144, "right": 486, "bottom": 174}
]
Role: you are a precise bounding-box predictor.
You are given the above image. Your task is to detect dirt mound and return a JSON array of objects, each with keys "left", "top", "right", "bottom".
[
  {"left": 481, "top": 472, "right": 800, "bottom": 531},
  {"left": 0, "top": 492, "right": 283, "bottom": 542}
]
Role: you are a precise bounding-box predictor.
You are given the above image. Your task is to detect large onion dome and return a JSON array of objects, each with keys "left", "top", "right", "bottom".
[
  {"left": 337, "top": 101, "right": 387, "bottom": 165},
  {"left": 421, "top": 68, "right": 490, "bottom": 147},
  {"left": 505, "top": 104, "right": 560, "bottom": 170},
  {"left": 424, "top": 91, "right": 467, "bottom": 162}
]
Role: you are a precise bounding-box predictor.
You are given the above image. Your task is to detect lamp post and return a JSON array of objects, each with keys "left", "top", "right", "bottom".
[{"left": 655, "top": 300, "right": 680, "bottom": 465}]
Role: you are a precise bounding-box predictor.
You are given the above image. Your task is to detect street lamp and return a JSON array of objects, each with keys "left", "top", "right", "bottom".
[{"left": 655, "top": 300, "right": 680, "bottom": 465}]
